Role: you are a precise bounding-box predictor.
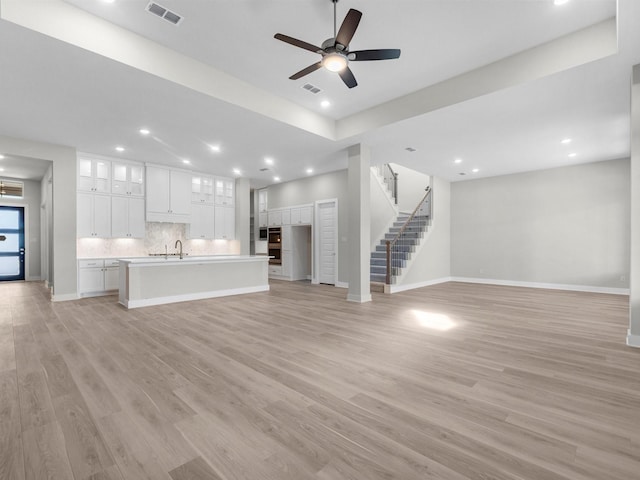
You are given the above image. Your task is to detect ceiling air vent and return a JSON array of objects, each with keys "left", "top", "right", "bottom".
[
  {"left": 146, "top": 2, "right": 183, "bottom": 25},
  {"left": 302, "top": 83, "right": 322, "bottom": 94},
  {"left": 259, "top": 168, "right": 270, "bottom": 172}
]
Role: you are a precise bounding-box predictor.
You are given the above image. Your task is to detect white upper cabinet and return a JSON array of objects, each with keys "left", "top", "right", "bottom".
[
  {"left": 215, "top": 177, "right": 234, "bottom": 206},
  {"left": 192, "top": 175, "right": 215, "bottom": 204},
  {"left": 146, "top": 165, "right": 191, "bottom": 223},
  {"left": 258, "top": 189, "right": 268, "bottom": 212},
  {"left": 291, "top": 205, "right": 313, "bottom": 225},
  {"left": 189, "top": 203, "right": 216, "bottom": 239},
  {"left": 77, "top": 192, "right": 111, "bottom": 238},
  {"left": 268, "top": 209, "right": 282, "bottom": 227},
  {"left": 215, "top": 205, "right": 235, "bottom": 240},
  {"left": 111, "top": 196, "right": 145, "bottom": 238},
  {"left": 281, "top": 208, "right": 291, "bottom": 225},
  {"left": 112, "top": 161, "right": 144, "bottom": 196},
  {"left": 78, "top": 157, "right": 110, "bottom": 193}
]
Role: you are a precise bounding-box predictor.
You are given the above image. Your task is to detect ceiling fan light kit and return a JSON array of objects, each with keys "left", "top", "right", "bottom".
[{"left": 274, "top": 0, "right": 401, "bottom": 88}]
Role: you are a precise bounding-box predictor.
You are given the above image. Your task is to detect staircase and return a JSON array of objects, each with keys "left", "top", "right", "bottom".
[{"left": 370, "top": 213, "right": 430, "bottom": 284}]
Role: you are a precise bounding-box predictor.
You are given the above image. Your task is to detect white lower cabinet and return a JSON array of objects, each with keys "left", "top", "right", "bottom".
[
  {"left": 214, "top": 205, "right": 235, "bottom": 240},
  {"left": 78, "top": 259, "right": 120, "bottom": 296}
]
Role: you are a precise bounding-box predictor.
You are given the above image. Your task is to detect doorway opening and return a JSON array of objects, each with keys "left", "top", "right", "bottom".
[{"left": 0, "top": 206, "right": 26, "bottom": 281}]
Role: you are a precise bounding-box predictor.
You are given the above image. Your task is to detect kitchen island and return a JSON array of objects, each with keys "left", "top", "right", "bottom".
[{"left": 118, "top": 255, "right": 270, "bottom": 309}]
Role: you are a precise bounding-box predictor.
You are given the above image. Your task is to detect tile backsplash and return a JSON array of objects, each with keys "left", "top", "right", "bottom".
[{"left": 77, "top": 222, "right": 240, "bottom": 258}]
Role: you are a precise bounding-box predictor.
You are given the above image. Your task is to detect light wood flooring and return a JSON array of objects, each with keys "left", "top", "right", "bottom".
[{"left": 1, "top": 279, "right": 639, "bottom": 480}]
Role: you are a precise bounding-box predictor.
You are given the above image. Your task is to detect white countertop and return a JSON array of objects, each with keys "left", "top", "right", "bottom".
[{"left": 119, "top": 255, "right": 269, "bottom": 267}]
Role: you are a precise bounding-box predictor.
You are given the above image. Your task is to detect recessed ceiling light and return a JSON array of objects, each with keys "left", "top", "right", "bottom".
[
  {"left": 561, "top": 138, "right": 572, "bottom": 144},
  {"left": 306, "top": 168, "right": 314, "bottom": 174},
  {"left": 209, "top": 144, "right": 221, "bottom": 153},
  {"left": 233, "top": 168, "right": 241, "bottom": 175},
  {"left": 0, "top": 154, "right": 5, "bottom": 159},
  {"left": 554, "top": 0, "right": 570, "bottom": 5},
  {"left": 568, "top": 153, "right": 577, "bottom": 158},
  {"left": 182, "top": 159, "right": 191, "bottom": 164},
  {"left": 273, "top": 176, "right": 281, "bottom": 182},
  {"left": 0, "top": 167, "right": 4, "bottom": 172},
  {"left": 115, "top": 146, "right": 125, "bottom": 152},
  {"left": 320, "top": 100, "right": 331, "bottom": 108},
  {"left": 472, "top": 168, "right": 479, "bottom": 173},
  {"left": 265, "top": 157, "right": 274, "bottom": 165},
  {"left": 139, "top": 128, "right": 150, "bottom": 135},
  {"left": 454, "top": 158, "right": 462, "bottom": 164}
]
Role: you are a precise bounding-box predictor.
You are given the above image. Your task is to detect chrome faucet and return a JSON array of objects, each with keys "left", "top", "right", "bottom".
[{"left": 175, "top": 239, "right": 183, "bottom": 259}]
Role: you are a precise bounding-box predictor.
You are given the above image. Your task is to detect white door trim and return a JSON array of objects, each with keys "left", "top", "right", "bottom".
[{"left": 313, "top": 198, "right": 338, "bottom": 285}]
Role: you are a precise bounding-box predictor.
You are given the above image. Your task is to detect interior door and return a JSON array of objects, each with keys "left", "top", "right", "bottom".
[
  {"left": 0, "top": 206, "right": 25, "bottom": 282},
  {"left": 318, "top": 201, "right": 336, "bottom": 285}
]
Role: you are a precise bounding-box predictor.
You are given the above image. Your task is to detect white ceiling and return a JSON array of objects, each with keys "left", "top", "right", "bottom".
[{"left": 0, "top": 0, "right": 637, "bottom": 189}]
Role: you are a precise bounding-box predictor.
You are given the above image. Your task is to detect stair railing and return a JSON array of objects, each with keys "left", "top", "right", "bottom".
[
  {"left": 385, "top": 186, "right": 432, "bottom": 285},
  {"left": 376, "top": 164, "right": 399, "bottom": 205}
]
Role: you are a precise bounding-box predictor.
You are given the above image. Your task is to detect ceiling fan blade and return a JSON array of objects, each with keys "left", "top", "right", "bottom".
[
  {"left": 289, "top": 62, "right": 323, "bottom": 80},
  {"left": 338, "top": 66, "right": 358, "bottom": 89},
  {"left": 349, "top": 49, "right": 401, "bottom": 61},
  {"left": 335, "top": 9, "right": 362, "bottom": 47},
  {"left": 274, "top": 33, "right": 323, "bottom": 54}
]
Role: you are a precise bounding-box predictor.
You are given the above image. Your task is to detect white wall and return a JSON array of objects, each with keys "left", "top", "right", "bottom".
[
  {"left": 451, "top": 159, "right": 630, "bottom": 289},
  {"left": 0, "top": 135, "right": 77, "bottom": 299},
  {"left": 395, "top": 176, "right": 451, "bottom": 288},
  {"left": 0, "top": 177, "right": 42, "bottom": 280},
  {"left": 267, "top": 170, "right": 349, "bottom": 284}
]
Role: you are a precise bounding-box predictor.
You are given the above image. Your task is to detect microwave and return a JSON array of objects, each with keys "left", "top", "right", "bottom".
[{"left": 259, "top": 228, "right": 268, "bottom": 240}]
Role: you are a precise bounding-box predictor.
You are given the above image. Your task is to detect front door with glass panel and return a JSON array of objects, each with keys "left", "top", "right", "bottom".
[{"left": 0, "top": 206, "right": 25, "bottom": 281}]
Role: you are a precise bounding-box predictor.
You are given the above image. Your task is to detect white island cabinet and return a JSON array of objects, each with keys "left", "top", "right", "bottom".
[{"left": 119, "top": 255, "right": 270, "bottom": 309}]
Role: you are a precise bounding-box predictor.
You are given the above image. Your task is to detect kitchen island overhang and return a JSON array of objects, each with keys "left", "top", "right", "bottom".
[{"left": 118, "top": 255, "right": 270, "bottom": 309}]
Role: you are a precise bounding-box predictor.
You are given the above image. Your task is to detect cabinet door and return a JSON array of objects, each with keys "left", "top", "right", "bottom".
[
  {"left": 190, "top": 203, "right": 210, "bottom": 239},
  {"left": 214, "top": 205, "right": 234, "bottom": 239},
  {"left": 281, "top": 251, "right": 292, "bottom": 278},
  {"left": 224, "top": 179, "right": 234, "bottom": 206},
  {"left": 281, "top": 225, "right": 291, "bottom": 251},
  {"left": 111, "top": 196, "right": 129, "bottom": 238},
  {"left": 94, "top": 160, "right": 111, "bottom": 193},
  {"left": 78, "top": 267, "right": 104, "bottom": 293},
  {"left": 281, "top": 208, "right": 291, "bottom": 225},
  {"left": 170, "top": 170, "right": 192, "bottom": 215},
  {"left": 290, "top": 207, "right": 301, "bottom": 225},
  {"left": 112, "top": 162, "right": 129, "bottom": 195},
  {"left": 93, "top": 195, "right": 111, "bottom": 238},
  {"left": 146, "top": 166, "right": 170, "bottom": 213},
  {"left": 300, "top": 206, "right": 313, "bottom": 224},
  {"left": 268, "top": 210, "right": 282, "bottom": 227},
  {"left": 258, "top": 189, "right": 267, "bottom": 212},
  {"left": 78, "top": 158, "right": 95, "bottom": 192},
  {"left": 104, "top": 267, "right": 119, "bottom": 291},
  {"left": 258, "top": 212, "right": 268, "bottom": 228},
  {"left": 77, "top": 193, "right": 94, "bottom": 237},
  {"left": 129, "top": 164, "right": 145, "bottom": 196},
  {"left": 128, "top": 197, "right": 146, "bottom": 238}
]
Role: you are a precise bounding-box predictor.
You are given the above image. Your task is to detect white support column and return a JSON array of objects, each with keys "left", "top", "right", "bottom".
[
  {"left": 347, "top": 144, "right": 372, "bottom": 303},
  {"left": 235, "top": 177, "right": 250, "bottom": 256},
  {"left": 628, "top": 64, "right": 640, "bottom": 348}
]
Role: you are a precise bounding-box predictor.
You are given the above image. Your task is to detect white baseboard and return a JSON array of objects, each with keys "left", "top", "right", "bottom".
[
  {"left": 388, "top": 277, "right": 453, "bottom": 293},
  {"left": 347, "top": 293, "right": 372, "bottom": 303},
  {"left": 52, "top": 293, "right": 80, "bottom": 302},
  {"left": 121, "top": 284, "right": 270, "bottom": 309},
  {"left": 450, "top": 277, "right": 630, "bottom": 295},
  {"left": 335, "top": 281, "right": 349, "bottom": 289},
  {"left": 627, "top": 330, "right": 640, "bottom": 348},
  {"left": 26, "top": 276, "right": 42, "bottom": 282}
]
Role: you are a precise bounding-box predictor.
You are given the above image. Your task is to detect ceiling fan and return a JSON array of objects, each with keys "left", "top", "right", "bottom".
[{"left": 274, "top": 0, "right": 401, "bottom": 89}]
